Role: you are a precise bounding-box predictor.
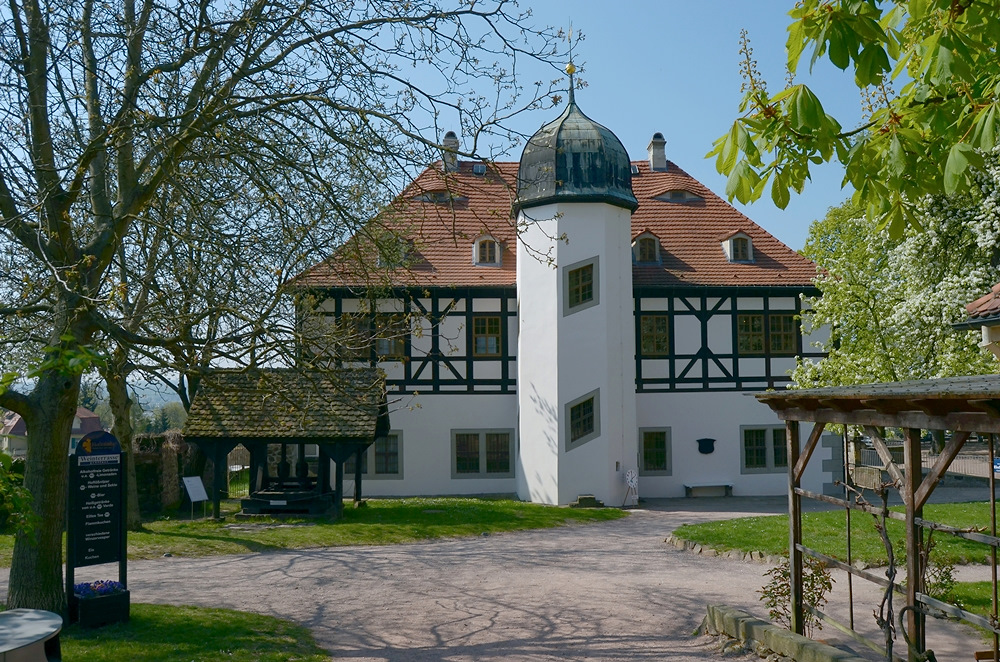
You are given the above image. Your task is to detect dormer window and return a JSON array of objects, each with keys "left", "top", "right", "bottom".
[
  {"left": 412, "top": 190, "right": 468, "bottom": 205},
  {"left": 474, "top": 236, "right": 501, "bottom": 266},
  {"left": 722, "top": 232, "right": 754, "bottom": 263},
  {"left": 631, "top": 232, "right": 661, "bottom": 264},
  {"left": 654, "top": 189, "right": 703, "bottom": 204}
]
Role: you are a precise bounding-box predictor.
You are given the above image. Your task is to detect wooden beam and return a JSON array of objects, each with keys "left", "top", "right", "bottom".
[
  {"left": 914, "top": 431, "right": 970, "bottom": 511},
  {"left": 860, "top": 399, "right": 913, "bottom": 415},
  {"left": 903, "top": 427, "right": 925, "bottom": 660},
  {"left": 787, "top": 420, "right": 804, "bottom": 636},
  {"left": 864, "top": 426, "right": 907, "bottom": 499},
  {"left": 768, "top": 407, "right": 1000, "bottom": 434},
  {"left": 793, "top": 422, "right": 827, "bottom": 483},
  {"left": 970, "top": 399, "right": 1000, "bottom": 417},
  {"left": 906, "top": 399, "right": 957, "bottom": 417}
]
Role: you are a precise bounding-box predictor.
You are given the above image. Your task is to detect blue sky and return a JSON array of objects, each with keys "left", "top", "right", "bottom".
[{"left": 499, "top": 1, "right": 866, "bottom": 251}]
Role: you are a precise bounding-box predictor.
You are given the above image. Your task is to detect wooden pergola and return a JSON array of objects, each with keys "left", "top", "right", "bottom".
[
  {"left": 757, "top": 374, "right": 1000, "bottom": 662},
  {"left": 183, "top": 368, "right": 389, "bottom": 519}
]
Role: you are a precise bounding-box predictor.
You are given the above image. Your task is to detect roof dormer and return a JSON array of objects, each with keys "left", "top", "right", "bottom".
[
  {"left": 473, "top": 235, "right": 502, "bottom": 266},
  {"left": 632, "top": 231, "right": 661, "bottom": 265},
  {"left": 721, "top": 231, "right": 754, "bottom": 263},
  {"left": 654, "top": 188, "right": 703, "bottom": 204}
]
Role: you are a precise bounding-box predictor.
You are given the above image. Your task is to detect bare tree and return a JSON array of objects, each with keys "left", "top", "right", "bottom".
[{"left": 0, "top": 0, "right": 561, "bottom": 611}]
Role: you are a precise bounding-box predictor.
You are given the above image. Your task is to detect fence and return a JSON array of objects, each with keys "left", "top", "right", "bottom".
[
  {"left": 226, "top": 445, "right": 250, "bottom": 498},
  {"left": 855, "top": 438, "right": 994, "bottom": 481}
]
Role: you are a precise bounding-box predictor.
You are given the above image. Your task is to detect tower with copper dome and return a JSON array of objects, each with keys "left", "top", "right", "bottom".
[{"left": 514, "top": 73, "right": 639, "bottom": 505}]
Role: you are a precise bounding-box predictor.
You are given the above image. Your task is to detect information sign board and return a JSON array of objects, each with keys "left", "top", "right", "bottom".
[
  {"left": 182, "top": 476, "right": 209, "bottom": 503},
  {"left": 68, "top": 431, "right": 124, "bottom": 567}
]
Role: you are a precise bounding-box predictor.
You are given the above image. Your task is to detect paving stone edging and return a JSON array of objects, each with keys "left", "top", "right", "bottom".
[
  {"left": 664, "top": 534, "right": 786, "bottom": 565},
  {"left": 702, "top": 605, "right": 869, "bottom": 662}
]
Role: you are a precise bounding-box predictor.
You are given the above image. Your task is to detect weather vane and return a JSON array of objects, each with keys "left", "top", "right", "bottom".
[{"left": 566, "top": 21, "right": 576, "bottom": 103}]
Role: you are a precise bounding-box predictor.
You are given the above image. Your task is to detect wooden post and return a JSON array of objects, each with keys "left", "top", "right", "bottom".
[
  {"left": 354, "top": 449, "right": 363, "bottom": 504},
  {"left": 903, "top": 427, "right": 924, "bottom": 661},
  {"left": 212, "top": 444, "right": 224, "bottom": 520},
  {"left": 786, "top": 420, "right": 804, "bottom": 635},
  {"left": 334, "top": 459, "right": 344, "bottom": 519}
]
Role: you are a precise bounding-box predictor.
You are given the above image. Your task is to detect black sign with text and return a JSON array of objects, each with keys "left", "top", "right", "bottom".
[{"left": 68, "top": 431, "right": 124, "bottom": 567}]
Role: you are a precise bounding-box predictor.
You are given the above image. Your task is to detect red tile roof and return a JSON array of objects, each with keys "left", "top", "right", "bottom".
[
  {"left": 965, "top": 282, "right": 1000, "bottom": 324},
  {"left": 295, "top": 160, "right": 818, "bottom": 289}
]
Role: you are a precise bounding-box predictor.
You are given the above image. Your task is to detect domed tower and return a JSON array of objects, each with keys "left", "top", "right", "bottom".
[{"left": 514, "top": 77, "right": 638, "bottom": 506}]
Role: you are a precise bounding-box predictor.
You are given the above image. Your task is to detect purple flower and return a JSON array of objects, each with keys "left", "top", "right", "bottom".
[{"left": 74, "top": 580, "right": 125, "bottom": 598}]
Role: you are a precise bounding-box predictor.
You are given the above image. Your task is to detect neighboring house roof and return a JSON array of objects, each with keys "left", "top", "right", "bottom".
[
  {"left": 294, "top": 160, "right": 818, "bottom": 290},
  {"left": 182, "top": 369, "right": 388, "bottom": 442},
  {"left": 1, "top": 407, "right": 102, "bottom": 437},
  {"left": 957, "top": 281, "right": 1000, "bottom": 329}
]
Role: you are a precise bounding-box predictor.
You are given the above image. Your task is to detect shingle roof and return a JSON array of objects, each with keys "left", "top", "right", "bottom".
[
  {"left": 294, "top": 160, "right": 818, "bottom": 289},
  {"left": 1, "top": 407, "right": 101, "bottom": 437},
  {"left": 961, "top": 281, "right": 1000, "bottom": 327},
  {"left": 183, "top": 369, "right": 387, "bottom": 441}
]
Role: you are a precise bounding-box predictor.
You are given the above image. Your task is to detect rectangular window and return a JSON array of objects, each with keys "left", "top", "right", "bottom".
[
  {"left": 375, "top": 315, "right": 407, "bottom": 359},
  {"left": 732, "top": 237, "right": 750, "bottom": 261},
  {"left": 473, "top": 316, "right": 501, "bottom": 357},
  {"left": 565, "top": 389, "right": 601, "bottom": 450},
  {"left": 485, "top": 433, "right": 511, "bottom": 474},
  {"left": 568, "top": 264, "right": 594, "bottom": 308},
  {"left": 570, "top": 398, "right": 594, "bottom": 442},
  {"left": 563, "top": 257, "right": 600, "bottom": 316},
  {"left": 338, "top": 314, "right": 371, "bottom": 360},
  {"left": 741, "top": 426, "right": 787, "bottom": 474},
  {"left": 374, "top": 436, "right": 399, "bottom": 474},
  {"left": 639, "top": 428, "right": 671, "bottom": 475},
  {"left": 344, "top": 432, "right": 402, "bottom": 479},
  {"left": 737, "top": 314, "right": 765, "bottom": 355},
  {"left": 477, "top": 240, "right": 498, "bottom": 264},
  {"left": 769, "top": 314, "right": 798, "bottom": 355},
  {"left": 638, "top": 237, "right": 657, "bottom": 262},
  {"left": 454, "top": 433, "right": 481, "bottom": 474},
  {"left": 451, "top": 430, "right": 514, "bottom": 478},
  {"left": 640, "top": 315, "right": 669, "bottom": 356}
]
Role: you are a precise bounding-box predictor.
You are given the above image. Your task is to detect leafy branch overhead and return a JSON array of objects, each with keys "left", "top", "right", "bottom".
[{"left": 709, "top": 0, "right": 1000, "bottom": 237}]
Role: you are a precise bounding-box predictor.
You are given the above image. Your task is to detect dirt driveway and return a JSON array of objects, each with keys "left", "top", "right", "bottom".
[{"left": 3, "top": 495, "right": 984, "bottom": 660}]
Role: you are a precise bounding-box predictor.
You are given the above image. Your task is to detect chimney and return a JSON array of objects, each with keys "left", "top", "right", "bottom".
[
  {"left": 647, "top": 132, "right": 667, "bottom": 171},
  {"left": 442, "top": 131, "right": 460, "bottom": 172}
]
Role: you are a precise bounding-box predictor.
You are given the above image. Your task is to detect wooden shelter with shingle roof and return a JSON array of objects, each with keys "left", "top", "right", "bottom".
[{"left": 183, "top": 368, "right": 389, "bottom": 518}]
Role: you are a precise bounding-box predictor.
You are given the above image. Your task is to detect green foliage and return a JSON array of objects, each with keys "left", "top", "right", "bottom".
[
  {"left": 713, "top": 1, "right": 1000, "bottom": 235},
  {"left": 793, "top": 165, "right": 1000, "bottom": 388},
  {"left": 0, "top": 497, "right": 625, "bottom": 567},
  {"left": 0, "top": 452, "right": 34, "bottom": 536},
  {"left": 62, "top": 603, "right": 331, "bottom": 662},
  {"left": 673, "top": 501, "right": 996, "bottom": 566},
  {"left": 759, "top": 557, "right": 834, "bottom": 636}
]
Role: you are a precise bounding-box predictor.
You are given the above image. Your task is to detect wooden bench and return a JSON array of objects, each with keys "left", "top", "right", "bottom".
[
  {"left": 0, "top": 609, "right": 62, "bottom": 662},
  {"left": 684, "top": 483, "right": 733, "bottom": 498}
]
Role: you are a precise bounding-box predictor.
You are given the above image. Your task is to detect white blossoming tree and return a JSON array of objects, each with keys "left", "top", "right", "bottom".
[{"left": 794, "top": 156, "right": 1000, "bottom": 388}]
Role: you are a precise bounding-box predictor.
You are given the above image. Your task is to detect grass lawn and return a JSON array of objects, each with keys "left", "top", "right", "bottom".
[
  {"left": 673, "top": 501, "right": 997, "bottom": 566},
  {"left": 62, "top": 603, "right": 331, "bottom": 661},
  {"left": 0, "top": 497, "right": 625, "bottom": 567}
]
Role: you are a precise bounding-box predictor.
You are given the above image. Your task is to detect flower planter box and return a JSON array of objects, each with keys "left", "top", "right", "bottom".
[{"left": 70, "top": 590, "right": 130, "bottom": 628}]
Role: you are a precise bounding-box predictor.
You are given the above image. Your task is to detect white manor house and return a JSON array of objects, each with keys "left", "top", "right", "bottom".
[{"left": 293, "top": 94, "right": 836, "bottom": 506}]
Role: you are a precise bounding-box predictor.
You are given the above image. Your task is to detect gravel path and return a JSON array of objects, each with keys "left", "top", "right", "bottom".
[{"left": 4, "top": 494, "right": 990, "bottom": 660}]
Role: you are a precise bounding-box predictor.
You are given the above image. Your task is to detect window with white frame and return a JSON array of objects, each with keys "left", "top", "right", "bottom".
[
  {"left": 343, "top": 433, "right": 403, "bottom": 479},
  {"left": 563, "top": 256, "right": 599, "bottom": 316},
  {"left": 451, "top": 430, "right": 514, "bottom": 478},
  {"left": 566, "top": 389, "right": 601, "bottom": 450},
  {"left": 740, "top": 426, "right": 788, "bottom": 474},
  {"left": 639, "top": 428, "right": 671, "bottom": 476},
  {"left": 474, "top": 237, "right": 501, "bottom": 265}
]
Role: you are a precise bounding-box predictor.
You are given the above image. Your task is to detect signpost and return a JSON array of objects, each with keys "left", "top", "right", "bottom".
[
  {"left": 66, "top": 431, "right": 128, "bottom": 625},
  {"left": 182, "top": 476, "right": 209, "bottom": 519}
]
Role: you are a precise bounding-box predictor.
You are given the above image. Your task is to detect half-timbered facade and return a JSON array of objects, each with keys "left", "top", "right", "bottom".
[{"left": 295, "top": 105, "right": 831, "bottom": 504}]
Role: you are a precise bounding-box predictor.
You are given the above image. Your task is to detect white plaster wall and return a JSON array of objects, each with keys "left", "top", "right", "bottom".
[
  {"left": 515, "top": 208, "right": 561, "bottom": 504},
  {"left": 553, "top": 202, "right": 637, "bottom": 507},
  {"left": 635, "top": 392, "right": 827, "bottom": 497},
  {"left": 344, "top": 393, "right": 517, "bottom": 497}
]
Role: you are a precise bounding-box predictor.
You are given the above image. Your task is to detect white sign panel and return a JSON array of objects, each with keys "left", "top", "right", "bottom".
[{"left": 182, "top": 476, "right": 209, "bottom": 503}]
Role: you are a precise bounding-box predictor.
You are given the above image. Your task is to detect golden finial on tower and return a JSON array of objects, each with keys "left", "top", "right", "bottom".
[{"left": 566, "top": 22, "right": 576, "bottom": 104}]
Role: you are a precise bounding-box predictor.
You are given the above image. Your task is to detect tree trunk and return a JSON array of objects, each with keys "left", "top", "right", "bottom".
[
  {"left": 6, "top": 369, "right": 81, "bottom": 613},
  {"left": 104, "top": 359, "right": 142, "bottom": 530}
]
